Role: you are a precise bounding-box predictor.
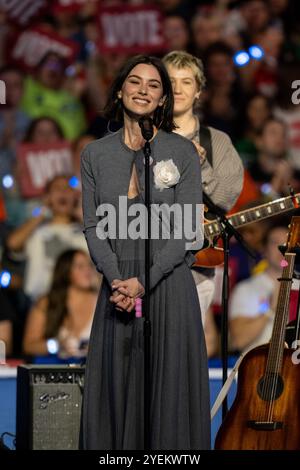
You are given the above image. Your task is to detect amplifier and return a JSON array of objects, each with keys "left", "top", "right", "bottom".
[{"left": 16, "top": 364, "right": 85, "bottom": 450}]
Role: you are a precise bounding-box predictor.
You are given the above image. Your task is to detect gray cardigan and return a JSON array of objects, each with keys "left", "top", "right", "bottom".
[{"left": 81, "top": 128, "right": 203, "bottom": 289}]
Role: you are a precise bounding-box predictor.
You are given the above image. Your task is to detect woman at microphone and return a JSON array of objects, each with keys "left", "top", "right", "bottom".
[{"left": 80, "top": 55, "right": 210, "bottom": 450}]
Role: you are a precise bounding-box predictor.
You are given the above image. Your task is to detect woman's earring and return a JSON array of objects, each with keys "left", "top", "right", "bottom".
[{"left": 114, "top": 92, "right": 122, "bottom": 104}]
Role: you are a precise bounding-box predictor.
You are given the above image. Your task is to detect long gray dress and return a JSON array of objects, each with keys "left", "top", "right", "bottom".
[{"left": 80, "top": 129, "right": 210, "bottom": 450}]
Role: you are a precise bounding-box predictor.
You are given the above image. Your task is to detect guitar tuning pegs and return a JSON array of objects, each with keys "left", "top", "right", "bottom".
[{"left": 289, "top": 184, "right": 295, "bottom": 197}]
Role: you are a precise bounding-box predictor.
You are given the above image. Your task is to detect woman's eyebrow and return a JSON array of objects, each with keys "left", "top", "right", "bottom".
[{"left": 127, "top": 74, "right": 161, "bottom": 84}]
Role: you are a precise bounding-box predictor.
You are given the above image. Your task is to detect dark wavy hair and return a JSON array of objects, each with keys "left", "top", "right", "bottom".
[
  {"left": 45, "top": 249, "right": 88, "bottom": 338},
  {"left": 104, "top": 55, "right": 175, "bottom": 132},
  {"left": 24, "top": 116, "right": 64, "bottom": 143}
]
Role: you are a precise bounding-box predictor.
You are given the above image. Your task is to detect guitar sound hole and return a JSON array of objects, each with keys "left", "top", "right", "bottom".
[{"left": 257, "top": 374, "right": 284, "bottom": 401}]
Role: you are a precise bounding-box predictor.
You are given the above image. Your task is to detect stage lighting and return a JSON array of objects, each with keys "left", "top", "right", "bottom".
[
  {"left": 46, "top": 338, "right": 59, "bottom": 355},
  {"left": 69, "top": 176, "right": 80, "bottom": 188},
  {"left": 32, "top": 207, "right": 42, "bottom": 217},
  {"left": 259, "top": 300, "right": 270, "bottom": 314},
  {"left": 0, "top": 271, "right": 11, "bottom": 288},
  {"left": 260, "top": 183, "right": 272, "bottom": 195},
  {"left": 2, "top": 174, "right": 14, "bottom": 189},
  {"left": 249, "top": 45, "right": 264, "bottom": 60},
  {"left": 233, "top": 51, "right": 250, "bottom": 67}
]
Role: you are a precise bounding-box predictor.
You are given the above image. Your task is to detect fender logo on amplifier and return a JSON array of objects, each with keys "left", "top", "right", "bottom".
[{"left": 39, "top": 391, "right": 70, "bottom": 409}]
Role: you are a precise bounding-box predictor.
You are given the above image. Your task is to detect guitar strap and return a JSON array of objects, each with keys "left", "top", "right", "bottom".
[
  {"left": 199, "top": 125, "right": 217, "bottom": 220},
  {"left": 210, "top": 353, "right": 245, "bottom": 420},
  {"left": 199, "top": 125, "right": 227, "bottom": 223},
  {"left": 199, "top": 125, "right": 213, "bottom": 166}
]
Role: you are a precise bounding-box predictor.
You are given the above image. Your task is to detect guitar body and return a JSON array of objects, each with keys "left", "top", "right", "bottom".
[
  {"left": 193, "top": 239, "right": 224, "bottom": 268},
  {"left": 215, "top": 346, "right": 300, "bottom": 450}
]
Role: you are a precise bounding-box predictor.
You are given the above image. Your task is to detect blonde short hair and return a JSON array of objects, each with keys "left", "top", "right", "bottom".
[{"left": 162, "top": 50, "right": 206, "bottom": 92}]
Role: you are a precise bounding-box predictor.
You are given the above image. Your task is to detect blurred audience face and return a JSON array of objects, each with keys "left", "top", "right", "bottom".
[
  {"left": 54, "top": 10, "right": 78, "bottom": 30},
  {"left": 102, "top": 53, "right": 129, "bottom": 80},
  {"left": 256, "top": 26, "right": 284, "bottom": 60},
  {"left": 166, "top": 64, "right": 200, "bottom": 116},
  {"left": 241, "top": 0, "right": 270, "bottom": 33},
  {"left": 38, "top": 54, "right": 65, "bottom": 90},
  {"left": 30, "top": 118, "right": 63, "bottom": 144},
  {"left": 268, "top": 0, "right": 288, "bottom": 16},
  {"left": 265, "top": 227, "right": 287, "bottom": 271},
  {"left": 70, "top": 251, "right": 94, "bottom": 290},
  {"left": 239, "top": 221, "right": 268, "bottom": 251},
  {"left": 206, "top": 52, "right": 234, "bottom": 86},
  {"left": 163, "top": 16, "right": 190, "bottom": 51},
  {"left": 47, "top": 176, "right": 77, "bottom": 217},
  {"left": 191, "top": 15, "right": 222, "bottom": 52},
  {"left": 156, "top": 0, "right": 182, "bottom": 11},
  {"left": 247, "top": 95, "right": 271, "bottom": 131},
  {"left": 0, "top": 70, "right": 23, "bottom": 107},
  {"left": 260, "top": 120, "right": 287, "bottom": 157}
]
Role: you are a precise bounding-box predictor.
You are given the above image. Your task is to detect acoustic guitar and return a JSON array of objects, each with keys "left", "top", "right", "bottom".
[
  {"left": 194, "top": 192, "right": 300, "bottom": 268},
  {"left": 214, "top": 216, "right": 300, "bottom": 450}
]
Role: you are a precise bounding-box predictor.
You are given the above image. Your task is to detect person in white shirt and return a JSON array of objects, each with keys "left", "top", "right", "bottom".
[
  {"left": 7, "top": 175, "right": 88, "bottom": 300},
  {"left": 229, "top": 225, "right": 290, "bottom": 353}
]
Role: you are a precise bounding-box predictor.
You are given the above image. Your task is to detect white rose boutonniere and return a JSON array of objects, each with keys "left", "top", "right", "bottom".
[{"left": 153, "top": 159, "right": 180, "bottom": 191}]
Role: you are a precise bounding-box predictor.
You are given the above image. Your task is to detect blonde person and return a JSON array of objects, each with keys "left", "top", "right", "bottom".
[{"left": 163, "top": 50, "right": 244, "bottom": 324}]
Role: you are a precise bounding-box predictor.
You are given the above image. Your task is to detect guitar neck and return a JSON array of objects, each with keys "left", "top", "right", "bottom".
[
  {"left": 266, "top": 252, "right": 296, "bottom": 375},
  {"left": 204, "top": 194, "right": 300, "bottom": 240}
]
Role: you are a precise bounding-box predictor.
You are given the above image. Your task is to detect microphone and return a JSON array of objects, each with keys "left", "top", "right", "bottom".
[{"left": 138, "top": 115, "right": 154, "bottom": 141}]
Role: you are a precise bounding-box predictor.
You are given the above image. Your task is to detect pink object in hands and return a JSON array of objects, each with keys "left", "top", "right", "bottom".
[
  {"left": 135, "top": 298, "right": 142, "bottom": 318},
  {"left": 280, "top": 259, "right": 289, "bottom": 268}
]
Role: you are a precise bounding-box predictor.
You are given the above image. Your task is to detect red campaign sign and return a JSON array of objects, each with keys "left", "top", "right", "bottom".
[
  {"left": 18, "top": 141, "right": 74, "bottom": 198},
  {"left": 0, "top": 0, "right": 48, "bottom": 26},
  {"left": 98, "top": 5, "right": 166, "bottom": 54},
  {"left": 9, "top": 27, "right": 79, "bottom": 72}
]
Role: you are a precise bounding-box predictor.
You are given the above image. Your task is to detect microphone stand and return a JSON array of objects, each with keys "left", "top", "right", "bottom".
[
  {"left": 138, "top": 118, "right": 153, "bottom": 450},
  {"left": 143, "top": 138, "right": 152, "bottom": 450},
  {"left": 202, "top": 193, "right": 256, "bottom": 420}
]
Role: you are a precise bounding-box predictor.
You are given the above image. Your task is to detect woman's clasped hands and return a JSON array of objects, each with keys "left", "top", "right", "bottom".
[{"left": 110, "top": 278, "right": 145, "bottom": 312}]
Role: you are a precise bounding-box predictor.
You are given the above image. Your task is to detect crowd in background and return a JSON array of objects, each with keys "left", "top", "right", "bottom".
[{"left": 1, "top": 0, "right": 300, "bottom": 362}]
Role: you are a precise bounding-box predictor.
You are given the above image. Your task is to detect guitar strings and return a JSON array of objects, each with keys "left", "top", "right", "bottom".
[
  {"left": 258, "top": 261, "right": 286, "bottom": 423},
  {"left": 266, "top": 255, "right": 294, "bottom": 423},
  {"left": 268, "top": 268, "right": 292, "bottom": 423},
  {"left": 265, "top": 259, "right": 288, "bottom": 422},
  {"left": 269, "top": 255, "right": 294, "bottom": 422}
]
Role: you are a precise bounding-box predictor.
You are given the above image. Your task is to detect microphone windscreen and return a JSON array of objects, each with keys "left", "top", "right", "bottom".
[{"left": 138, "top": 116, "right": 154, "bottom": 141}]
